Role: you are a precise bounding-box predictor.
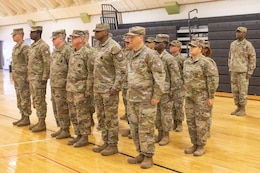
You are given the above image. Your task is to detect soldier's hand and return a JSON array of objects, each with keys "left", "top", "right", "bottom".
[
  {"left": 85, "top": 92, "right": 91, "bottom": 97},
  {"left": 26, "top": 79, "right": 30, "bottom": 83},
  {"left": 151, "top": 99, "right": 159, "bottom": 105},
  {"left": 41, "top": 80, "right": 47, "bottom": 85},
  {"left": 208, "top": 98, "right": 214, "bottom": 106},
  {"left": 109, "top": 88, "right": 118, "bottom": 96},
  {"left": 246, "top": 73, "right": 251, "bottom": 79}
]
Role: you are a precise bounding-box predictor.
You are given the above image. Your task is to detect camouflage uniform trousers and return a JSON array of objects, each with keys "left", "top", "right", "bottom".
[
  {"left": 29, "top": 80, "right": 47, "bottom": 119},
  {"left": 94, "top": 92, "right": 119, "bottom": 144},
  {"left": 185, "top": 90, "right": 212, "bottom": 146},
  {"left": 128, "top": 101, "right": 157, "bottom": 157},
  {"left": 172, "top": 88, "right": 185, "bottom": 121},
  {"left": 122, "top": 87, "right": 128, "bottom": 116},
  {"left": 155, "top": 94, "right": 173, "bottom": 132},
  {"left": 67, "top": 92, "right": 91, "bottom": 136},
  {"left": 51, "top": 88, "right": 70, "bottom": 130},
  {"left": 231, "top": 72, "right": 249, "bottom": 106},
  {"left": 13, "top": 76, "right": 32, "bottom": 116}
]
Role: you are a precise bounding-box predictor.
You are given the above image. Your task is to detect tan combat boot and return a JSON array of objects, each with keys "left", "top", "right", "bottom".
[
  {"left": 155, "top": 130, "right": 163, "bottom": 143},
  {"left": 17, "top": 116, "right": 30, "bottom": 126},
  {"left": 175, "top": 120, "right": 183, "bottom": 132},
  {"left": 193, "top": 145, "right": 205, "bottom": 156},
  {"left": 236, "top": 106, "right": 246, "bottom": 116},
  {"left": 32, "top": 118, "right": 46, "bottom": 132},
  {"left": 140, "top": 156, "right": 153, "bottom": 169},
  {"left": 159, "top": 132, "right": 169, "bottom": 146},
  {"left": 51, "top": 129, "right": 62, "bottom": 137},
  {"left": 56, "top": 129, "right": 71, "bottom": 139},
  {"left": 13, "top": 114, "right": 25, "bottom": 125},
  {"left": 120, "top": 114, "right": 127, "bottom": 120},
  {"left": 184, "top": 145, "right": 197, "bottom": 154},
  {"left": 121, "top": 129, "right": 130, "bottom": 137},
  {"left": 231, "top": 105, "right": 241, "bottom": 115},
  {"left": 73, "top": 135, "right": 89, "bottom": 147},
  {"left": 67, "top": 135, "right": 81, "bottom": 145},
  {"left": 92, "top": 143, "right": 108, "bottom": 153},
  {"left": 29, "top": 123, "right": 38, "bottom": 130},
  {"left": 101, "top": 144, "right": 118, "bottom": 156},
  {"left": 128, "top": 154, "right": 144, "bottom": 164}
]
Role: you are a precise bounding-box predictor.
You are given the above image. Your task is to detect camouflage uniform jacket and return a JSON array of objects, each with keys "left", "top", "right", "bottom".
[
  {"left": 50, "top": 42, "right": 72, "bottom": 88},
  {"left": 173, "top": 53, "right": 186, "bottom": 81},
  {"left": 228, "top": 39, "right": 256, "bottom": 75},
  {"left": 183, "top": 54, "right": 219, "bottom": 99},
  {"left": 66, "top": 46, "right": 94, "bottom": 93},
  {"left": 127, "top": 45, "right": 165, "bottom": 102},
  {"left": 93, "top": 37, "right": 126, "bottom": 93},
  {"left": 12, "top": 40, "right": 30, "bottom": 78},
  {"left": 28, "top": 39, "right": 51, "bottom": 81},
  {"left": 159, "top": 50, "right": 182, "bottom": 94}
]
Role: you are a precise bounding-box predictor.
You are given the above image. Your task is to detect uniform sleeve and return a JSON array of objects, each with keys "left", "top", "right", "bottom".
[
  {"left": 86, "top": 50, "right": 95, "bottom": 94},
  {"left": 205, "top": 59, "right": 219, "bottom": 99},
  {"left": 148, "top": 54, "right": 165, "bottom": 100},
  {"left": 111, "top": 45, "right": 127, "bottom": 91},
  {"left": 167, "top": 57, "right": 182, "bottom": 93},
  {"left": 247, "top": 42, "right": 256, "bottom": 75},
  {"left": 40, "top": 44, "right": 51, "bottom": 80}
]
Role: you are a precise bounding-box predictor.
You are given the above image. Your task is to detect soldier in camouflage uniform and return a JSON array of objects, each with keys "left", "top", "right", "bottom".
[
  {"left": 145, "top": 37, "right": 155, "bottom": 50},
  {"left": 11, "top": 28, "right": 32, "bottom": 126},
  {"left": 170, "top": 40, "right": 186, "bottom": 132},
  {"left": 28, "top": 26, "right": 50, "bottom": 132},
  {"left": 228, "top": 27, "right": 256, "bottom": 116},
  {"left": 92, "top": 23, "right": 126, "bottom": 156},
  {"left": 50, "top": 29, "right": 71, "bottom": 139},
  {"left": 120, "top": 34, "right": 132, "bottom": 138},
  {"left": 84, "top": 30, "right": 95, "bottom": 126},
  {"left": 202, "top": 41, "right": 219, "bottom": 138},
  {"left": 66, "top": 30, "right": 94, "bottom": 147},
  {"left": 154, "top": 34, "right": 181, "bottom": 146},
  {"left": 183, "top": 39, "right": 219, "bottom": 156},
  {"left": 126, "top": 26, "right": 165, "bottom": 169}
]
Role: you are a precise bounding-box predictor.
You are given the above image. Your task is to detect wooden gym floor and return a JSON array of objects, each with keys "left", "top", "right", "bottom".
[{"left": 0, "top": 69, "right": 259, "bottom": 173}]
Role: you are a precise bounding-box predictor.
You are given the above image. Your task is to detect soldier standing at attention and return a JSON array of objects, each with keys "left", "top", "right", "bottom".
[
  {"left": 66, "top": 30, "right": 94, "bottom": 147},
  {"left": 28, "top": 26, "right": 50, "bottom": 132},
  {"left": 169, "top": 40, "right": 186, "bottom": 132},
  {"left": 183, "top": 39, "right": 219, "bottom": 156},
  {"left": 228, "top": 27, "right": 256, "bottom": 116},
  {"left": 92, "top": 23, "right": 126, "bottom": 156},
  {"left": 50, "top": 29, "right": 71, "bottom": 139},
  {"left": 120, "top": 34, "right": 132, "bottom": 138},
  {"left": 11, "top": 28, "right": 32, "bottom": 126},
  {"left": 154, "top": 34, "right": 181, "bottom": 146},
  {"left": 126, "top": 26, "right": 165, "bottom": 169},
  {"left": 83, "top": 30, "right": 95, "bottom": 126}
]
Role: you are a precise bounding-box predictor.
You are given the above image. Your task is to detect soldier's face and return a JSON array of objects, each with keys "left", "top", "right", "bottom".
[
  {"left": 170, "top": 45, "right": 180, "bottom": 54},
  {"left": 71, "top": 36, "right": 83, "bottom": 48},
  {"left": 236, "top": 31, "right": 245, "bottom": 40},
  {"left": 128, "top": 35, "right": 142, "bottom": 49},
  {"left": 189, "top": 45, "right": 202, "bottom": 56},
  {"left": 154, "top": 42, "right": 165, "bottom": 51},
  {"left": 30, "top": 31, "right": 39, "bottom": 40},
  {"left": 94, "top": 30, "right": 108, "bottom": 41}
]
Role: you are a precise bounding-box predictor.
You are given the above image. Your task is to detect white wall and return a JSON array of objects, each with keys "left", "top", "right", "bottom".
[
  {"left": 122, "top": 0, "right": 260, "bottom": 23},
  {"left": 1, "top": 0, "right": 260, "bottom": 69}
]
